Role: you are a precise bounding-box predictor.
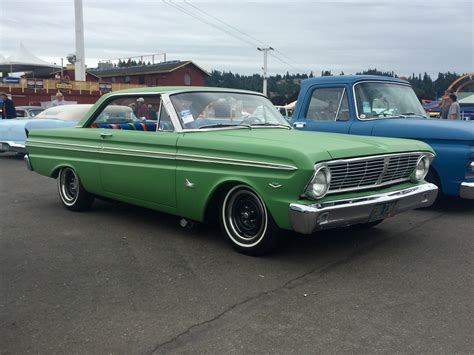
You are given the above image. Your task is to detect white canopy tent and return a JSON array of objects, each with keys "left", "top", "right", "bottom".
[
  {"left": 0, "top": 43, "right": 60, "bottom": 74},
  {"left": 459, "top": 94, "right": 474, "bottom": 105}
]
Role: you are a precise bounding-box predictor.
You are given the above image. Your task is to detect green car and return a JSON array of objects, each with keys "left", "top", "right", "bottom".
[{"left": 25, "top": 87, "right": 438, "bottom": 255}]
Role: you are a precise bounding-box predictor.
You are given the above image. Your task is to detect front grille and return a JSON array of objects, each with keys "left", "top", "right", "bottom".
[{"left": 326, "top": 153, "right": 422, "bottom": 194}]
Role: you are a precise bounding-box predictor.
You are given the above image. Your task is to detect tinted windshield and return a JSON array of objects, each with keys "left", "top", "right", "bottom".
[
  {"left": 355, "top": 82, "right": 426, "bottom": 119},
  {"left": 169, "top": 91, "right": 290, "bottom": 129}
]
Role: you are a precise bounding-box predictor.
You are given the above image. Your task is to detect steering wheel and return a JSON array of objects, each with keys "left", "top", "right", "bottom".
[{"left": 240, "top": 115, "right": 263, "bottom": 125}]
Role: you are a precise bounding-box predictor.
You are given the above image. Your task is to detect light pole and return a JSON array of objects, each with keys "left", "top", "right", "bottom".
[
  {"left": 74, "top": 0, "right": 86, "bottom": 81},
  {"left": 257, "top": 47, "right": 273, "bottom": 96}
]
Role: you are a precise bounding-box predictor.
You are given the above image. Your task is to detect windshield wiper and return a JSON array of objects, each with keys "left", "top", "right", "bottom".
[
  {"left": 198, "top": 123, "right": 252, "bottom": 129},
  {"left": 400, "top": 112, "right": 428, "bottom": 118},
  {"left": 251, "top": 123, "right": 292, "bottom": 129}
]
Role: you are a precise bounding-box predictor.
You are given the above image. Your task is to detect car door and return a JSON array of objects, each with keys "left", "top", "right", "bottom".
[
  {"left": 292, "top": 85, "right": 352, "bottom": 134},
  {"left": 88, "top": 94, "right": 179, "bottom": 208}
]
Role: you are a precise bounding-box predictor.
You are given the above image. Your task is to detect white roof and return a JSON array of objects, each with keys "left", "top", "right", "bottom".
[
  {"left": 0, "top": 43, "right": 60, "bottom": 70},
  {"left": 459, "top": 94, "right": 474, "bottom": 104},
  {"left": 35, "top": 104, "right": 93, "bottom": 121}
]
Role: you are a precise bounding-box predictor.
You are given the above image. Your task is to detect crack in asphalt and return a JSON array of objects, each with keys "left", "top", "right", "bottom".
[{"left": 148, "top": 212, "right": 445, "bottom": 354}]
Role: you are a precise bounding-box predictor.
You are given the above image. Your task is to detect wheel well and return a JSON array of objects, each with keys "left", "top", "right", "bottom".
[
  {"left": 204, "top": 181, "right": 243, "bottom": 224},
  {"left": 426, "top": 166, "right": 442, "bottom": 194}
]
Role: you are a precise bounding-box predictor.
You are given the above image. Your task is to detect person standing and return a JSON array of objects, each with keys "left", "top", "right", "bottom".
[
  {"left": 0, "top": 92, "right": 17, "bottom": 119},
  {"left": 447, "top": 94, "right": 461, "bottom": 120},
  {"left": 439, "top": 89, "right": 453, "bottom": 119},
  {"left": 52, "top": 92, "right": 65, "bottom": 106}
]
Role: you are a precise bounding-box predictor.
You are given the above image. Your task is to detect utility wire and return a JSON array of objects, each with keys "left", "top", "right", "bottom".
[
  {"left": 182, "top": 0, "right": 307, "bottom": 72},
  {"left": 163, "top": 0, "right": 256, "bottom": 48},
  {"left": 164, "top": 0, "right": 309, "bottom": 74}
]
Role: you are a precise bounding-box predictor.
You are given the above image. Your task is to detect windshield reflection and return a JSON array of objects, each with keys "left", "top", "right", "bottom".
[
  {"left": 169, "top": 91, "right": 291, "bottom": 129},
  {"left": 355, "top": 82, "right": 427, "bottom": 119}
]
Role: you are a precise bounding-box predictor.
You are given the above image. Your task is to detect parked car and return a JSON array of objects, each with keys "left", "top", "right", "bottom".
[
  {"left": 25, "top": 87, "right": 438, "bottom": 255},
  {"left": 0, "top": 104, "right": 92, "bottom": 154},
  {"left": 291, "top": 76, "right": 474, "bottom": 199},
  {"left": 15, "top": 106, "right": 45, "bottom": 119}
]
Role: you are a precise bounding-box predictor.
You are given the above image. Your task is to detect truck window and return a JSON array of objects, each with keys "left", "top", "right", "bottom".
[{"left": 306, "top": 87, "right": 348, "bottom": 121}]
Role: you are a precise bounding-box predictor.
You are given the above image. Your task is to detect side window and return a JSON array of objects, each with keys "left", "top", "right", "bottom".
[
  {"left": 157, "top": 102, "right": 174, "bottom": 131},
  {"left": 306, "top": 87, "right": 345, "bottom": 121},
  {"left": 89, "top": 95, "right": 161, "bottom": 132}
]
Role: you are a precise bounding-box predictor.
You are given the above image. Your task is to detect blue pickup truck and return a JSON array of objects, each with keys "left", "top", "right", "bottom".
[{"left": 291, "top": 75, "right": 474, "bottom": 199}]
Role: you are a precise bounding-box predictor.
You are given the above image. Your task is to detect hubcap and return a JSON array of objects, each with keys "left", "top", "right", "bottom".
[
  {"left": 61, "top": 169, "right": 78, "bottom": 202},
  {"left": 225, "top": 188, "right": 267, "bottom": 245}
]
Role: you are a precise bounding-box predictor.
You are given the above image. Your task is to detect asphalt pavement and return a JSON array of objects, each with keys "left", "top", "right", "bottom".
[{"left": 1, "top": 153, "right": 473, "bottom": 354}]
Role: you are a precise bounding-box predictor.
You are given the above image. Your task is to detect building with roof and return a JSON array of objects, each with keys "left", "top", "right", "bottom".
[{"left": 88, "top": 60, "right": 209, "bottom": 87}]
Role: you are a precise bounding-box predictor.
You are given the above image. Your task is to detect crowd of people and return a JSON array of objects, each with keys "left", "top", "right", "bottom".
[{"left": 128, "top": 97, "right": 158, "bottom": 120}]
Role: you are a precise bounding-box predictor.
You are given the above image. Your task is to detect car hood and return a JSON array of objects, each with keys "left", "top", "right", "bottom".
[
  {"left": 371, "top": 118, "right": 474, "bottom": 141},
  {"left": 182, "top": 128, "right": 432, "bottom": 167}
]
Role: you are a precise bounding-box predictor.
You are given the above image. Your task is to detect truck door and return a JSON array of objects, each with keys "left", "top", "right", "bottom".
[{"left": 292, "top": 86, "right": 352, "bottom": 134}]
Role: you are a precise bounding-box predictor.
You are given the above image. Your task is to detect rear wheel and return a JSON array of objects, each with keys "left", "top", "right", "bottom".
[
  {"left": 57, "top": 167, "right": 94, "bottom": 211},
  {"left": 220, "top": 185, "right": 281, "bottom": 256}
]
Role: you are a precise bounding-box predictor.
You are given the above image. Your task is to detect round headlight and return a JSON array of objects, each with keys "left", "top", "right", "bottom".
[
  {"left": 411, "top": 155, "right": 430, "bottom": 182},
  {"left": 306, "top": 166, "right": 331, "bottom": 199}
]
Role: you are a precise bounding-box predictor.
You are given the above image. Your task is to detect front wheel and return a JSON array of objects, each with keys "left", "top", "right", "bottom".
[
  {"left": 57, "top": 167, "right": 94, "bottom": 211},
  {"left": 220, "top": 185, "right": 281, "bottom": 255}
]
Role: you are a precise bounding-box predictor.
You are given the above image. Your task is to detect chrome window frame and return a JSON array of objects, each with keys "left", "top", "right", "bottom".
[
  {"left": 306, "top": 86, "right": 347, "bottom": 122},
  {"left": 81, "top": 92, "right": 182, "bottom": 132},
  {"left": 352, "top": 80, "right": 421, "bottom": 121},
  {"left": 167, "top": 90, "right": 290, "bottom": 132}
]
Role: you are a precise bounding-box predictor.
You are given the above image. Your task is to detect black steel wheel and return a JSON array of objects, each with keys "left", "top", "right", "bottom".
[
  {"left": 220, "top": 185, "right": 280, "bottom": 255},
  {"left": 57, "top": 167, "right": 94, "bottom": 211}
]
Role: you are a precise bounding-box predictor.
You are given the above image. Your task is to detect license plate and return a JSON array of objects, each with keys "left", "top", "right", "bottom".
[{"left": 368, "top": 201, "right": 398, "bottom": 222}]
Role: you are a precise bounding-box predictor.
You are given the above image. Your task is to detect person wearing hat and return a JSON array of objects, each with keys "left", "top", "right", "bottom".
[
  {"left": 52, "top": 92, "right": 65, "bottom": 106},
  {"left": 0, "top": 92, "right": 17, "bottom": 119},
  {"left": 136, "top": 97, "right": 149, "bottom": 119}
]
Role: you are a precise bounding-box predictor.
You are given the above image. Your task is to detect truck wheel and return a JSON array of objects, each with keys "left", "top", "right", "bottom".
[
  {"left": 57, "top": 167, "right": 94, "bottom": 211},
  {"left": 220, "top": 185, "right": 281, "bottom": 256}
]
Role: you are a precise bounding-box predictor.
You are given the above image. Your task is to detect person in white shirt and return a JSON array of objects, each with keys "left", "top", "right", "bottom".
[
  {"left": 52, "top": 92, "right": 65, "bottom": 106},
  {"left": 447, "top": 94, "right": 461, "bottom": 120}
]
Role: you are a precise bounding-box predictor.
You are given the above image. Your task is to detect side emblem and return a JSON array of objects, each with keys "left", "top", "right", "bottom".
[
  {"left": 185, "top": 178, "right": 195, "bottom": 189},
  {"left": 269, "top": 182, "right": 282, "bottom": 189}
]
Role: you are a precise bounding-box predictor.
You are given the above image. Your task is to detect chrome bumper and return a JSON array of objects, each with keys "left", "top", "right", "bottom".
[
  {"left": 24, "top": 154, "right": 33, "bottom": 171},
  {"left": 459, "top": 182, "right": 474, "bottom": 199},
  {"left": 289, "top": 183, "right": 438, "bottom": 234},
  {"left": 0, "top": 141, "right": 26, "bottom": 153}
]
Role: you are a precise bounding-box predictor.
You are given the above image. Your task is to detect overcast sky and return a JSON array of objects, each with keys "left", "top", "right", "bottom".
[{"left": 0, "top": 0, "right": 472, "bottom": 77}]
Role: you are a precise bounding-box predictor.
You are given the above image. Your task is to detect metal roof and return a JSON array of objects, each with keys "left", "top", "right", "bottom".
[
  {"left": 301, "top": 75, "right": 409, "bottom": 87},
  {"left": 88, "top": 60, "right": 209, "bottom": 77}
]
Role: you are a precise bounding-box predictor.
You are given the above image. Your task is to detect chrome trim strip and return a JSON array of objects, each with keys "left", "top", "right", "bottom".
[
  {"left": 352, "top": 80, "right": 416, "bottom": 121},
  {"left": 175, "top": 153, "right": 297, "bottom": 170},
  {"left": 325, "top": 151, "right": 433, "bottom": 165},
  {"left": 26, "top": 140, "right": 298, "bottom": 171},
  {"left": 334, "top": 87, "right": 346, "bottom": 121}
]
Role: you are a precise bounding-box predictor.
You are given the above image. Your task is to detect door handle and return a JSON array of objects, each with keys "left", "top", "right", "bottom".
[
  {"left": 293, "top": 122, "right": 306, "bottom": 128},
  {"left": 100, "top": 132, "right": 113, "bottom": 138}
]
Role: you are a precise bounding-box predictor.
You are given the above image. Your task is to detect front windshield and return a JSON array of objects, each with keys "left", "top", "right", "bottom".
[
  {"left": 169, "top": 91, "right": 290, "bottom": 129},
  {"left": 355, "top": 82, "right": 426, "bottom": 119}
]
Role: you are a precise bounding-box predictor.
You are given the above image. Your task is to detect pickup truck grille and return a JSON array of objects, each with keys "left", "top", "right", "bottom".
[{"left": 327, "top": 153, "right": 422, "bottom": 194}]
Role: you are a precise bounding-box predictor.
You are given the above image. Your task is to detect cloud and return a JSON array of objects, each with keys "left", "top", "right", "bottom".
[{"left": 0, "top": 0, "right": 472, "bottom": 77}]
